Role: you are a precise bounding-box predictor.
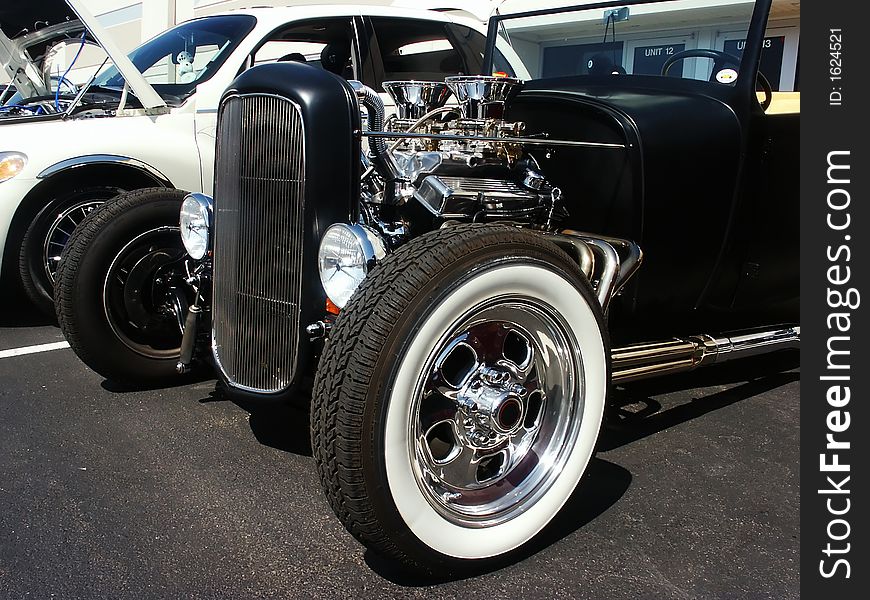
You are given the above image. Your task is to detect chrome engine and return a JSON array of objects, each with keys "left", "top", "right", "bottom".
[{"left": 354, "top": 76, "right": 565, "bottom": 238}]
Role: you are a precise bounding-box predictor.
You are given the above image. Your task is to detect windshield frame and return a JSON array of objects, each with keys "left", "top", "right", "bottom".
[{"left": 482, "top": 0, "right": 771, "bottom": 95}]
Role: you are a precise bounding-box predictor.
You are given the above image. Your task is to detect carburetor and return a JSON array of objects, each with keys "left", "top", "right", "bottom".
[{"left": 383, "top": 77, "right": 527, "bottom": 167}]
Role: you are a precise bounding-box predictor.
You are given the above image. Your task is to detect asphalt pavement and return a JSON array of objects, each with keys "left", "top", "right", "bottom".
[{"left": 0, "top": 291, "right": 800, "bottom": 599}]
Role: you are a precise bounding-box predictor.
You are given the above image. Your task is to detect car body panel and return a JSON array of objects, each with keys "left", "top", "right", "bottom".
[
  {"left": 512, "top": 79, "right": 745, "bottom": 313},
  {"left": 0, "top": 107, "right": 200, "bottom": 258},
  {"left": 484, "top": 0, "right": 799, "bottom": 339}
]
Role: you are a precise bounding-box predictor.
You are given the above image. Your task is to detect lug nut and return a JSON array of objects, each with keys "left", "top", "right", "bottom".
[{"left": 511, "top": 384, "right": 528, "bottom": 397}]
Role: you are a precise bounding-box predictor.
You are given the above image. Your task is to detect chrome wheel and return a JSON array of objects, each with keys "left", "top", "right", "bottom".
[
  {"left": 411, "top": 298, "right": 583, "bottom": 527},
  {"left": 43, "top": 200, "right": 104, "bottom": 283},
  {"left": 312, "top": 224, "right": 608, "bottom": 567}
]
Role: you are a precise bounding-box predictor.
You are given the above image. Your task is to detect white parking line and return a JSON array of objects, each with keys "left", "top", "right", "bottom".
[{"left": 0, "top": 341, "right": 71, "bottom": 360}]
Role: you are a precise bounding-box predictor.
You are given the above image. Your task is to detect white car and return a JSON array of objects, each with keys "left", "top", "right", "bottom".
[{"left": 1, "top": 0, "right": 528, "bottom": 313}]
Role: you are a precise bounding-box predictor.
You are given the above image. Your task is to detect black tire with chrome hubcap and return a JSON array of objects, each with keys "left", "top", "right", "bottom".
[
  {"left": 55, "top": 188, "right": 196, "bottom": 386},
  {"left": 311, "top": 224, "right": 609, "bottom": 574}
]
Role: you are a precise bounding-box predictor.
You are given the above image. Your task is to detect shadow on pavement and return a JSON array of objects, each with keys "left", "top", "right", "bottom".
[
  {"left": 99, "top": 370, "right": 217, "bottom": 394},
  {"left": 227, "top": 350, "right": 798, "bottom": 463},
  {"left": 601, "top": 351, "right": 799, "bottom": 452},
  {"left": 362, "top": 351, "right": 799, "bottom": 584},
  {"left": 0, "top": 286, "right": 54, "bottom": 327},
  {"left": 364, "top": 457, "right": 633, "bottom": 585},
  {"left": 245, "top": 400, "right": 312, "bottom": 457},
  {"left": 87, "top": 343, "right": 796, "bottom": 585},
  {"left": 210, "top": 384, "right": 314, "bottom": 457}
]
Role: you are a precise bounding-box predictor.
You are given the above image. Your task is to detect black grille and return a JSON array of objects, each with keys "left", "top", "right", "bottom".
[{"left": 211, "top": 94, "right": 305, "bottom": 392}]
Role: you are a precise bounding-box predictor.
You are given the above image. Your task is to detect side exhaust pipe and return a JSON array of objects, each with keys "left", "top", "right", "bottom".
[{"left": 611, "top": 326, "right": 800, "bottom": 384}]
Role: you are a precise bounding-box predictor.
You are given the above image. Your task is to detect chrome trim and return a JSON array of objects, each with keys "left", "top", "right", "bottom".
[
  {"left": 211, "top": 93, "right": 306, "bottom": 394},
  {"left": 382, "top": 81, "right": 452, "bottom": 120},
  {"left": 710, "top": 326, "right": 801, "bottom": 362},
  {"left": 305, "top": 320, "right": 333, "bottom": 341},
  {"left": 444, "top": 75, "right": 523, "bottom": 120},
  {"left": 362, "top": 130, "right": 626, "bottom": 150},
  {"left": 549, "top": 231, "right": 643, "bottom": 313},
  {"left": 611, "top": 325, "right": 800, "bottom": 383},
  {"left": 179, "top": 193, "right": 213, "bottom": 261},
  {"left": 42, "top": 199, "right": 104, "bottom": 283},
  {"left": 360, "top": 105, "right": 457, "bottom": 182},
  {"left": 410, "top": 296, "right": 584, "bottom": 527},
  {"left": 582, "top": 238, "right": 621, "bottom": 309},
  {"left": 318, "top": 223, "right": 388, "bottom": 308},
  {"left": 37, "top": 154, "right": 173, "bottom": 186},
  {"left": 543, "top": 233, "right": 595, "bottom": 280},
  {"left": 348, "top": 223, "right": 388, "bottom": 264},
  {"left": 182, "top": 192, "right": 213, "bottom": 208}
]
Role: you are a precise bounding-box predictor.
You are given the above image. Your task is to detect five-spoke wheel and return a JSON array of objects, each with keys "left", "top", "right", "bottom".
[
  {"left": 413, "top": 305, "right": 582, "bottom": 527},
  {"left": 312, "top": 224, "right": 608, "bottom": 574}
]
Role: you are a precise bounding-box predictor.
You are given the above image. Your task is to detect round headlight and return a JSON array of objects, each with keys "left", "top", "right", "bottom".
[
  {"left": 318, "top": 224, "right": 386, "bottom": 309},
  {"left": 180, "top": 193, "right": 213, "bottom": 260},
  {"left": 0, "top": 152, "right": 28, "bottom": 183}
]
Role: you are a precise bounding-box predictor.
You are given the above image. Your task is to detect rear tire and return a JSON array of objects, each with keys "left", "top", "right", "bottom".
[
  {"left": 55, "top": 188, "right": 192, "bottom": 386},
  {"left": 311, "top": 224, "right": 609, "bottom": 574}
]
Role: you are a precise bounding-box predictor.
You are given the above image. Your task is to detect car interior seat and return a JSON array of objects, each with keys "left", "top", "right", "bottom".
[
  {"left": 320, "top": 41, "right": 352, "bottom": 78},
  {"left": 278, "top": 53, "right": 307, "bottom": 63}
]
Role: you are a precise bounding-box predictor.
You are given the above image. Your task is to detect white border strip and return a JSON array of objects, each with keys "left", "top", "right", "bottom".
[{"left": 0, "top": 341, "right": 70, "bottom": 360}]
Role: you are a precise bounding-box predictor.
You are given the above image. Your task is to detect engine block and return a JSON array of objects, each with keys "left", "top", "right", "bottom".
[{"left": 361, "top": 76, "right": 565, "bottom": 231}]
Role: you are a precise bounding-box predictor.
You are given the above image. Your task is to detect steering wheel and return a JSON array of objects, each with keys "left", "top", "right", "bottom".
[{"left": 661, "top": 49, "right": 773, "bottom": 111}]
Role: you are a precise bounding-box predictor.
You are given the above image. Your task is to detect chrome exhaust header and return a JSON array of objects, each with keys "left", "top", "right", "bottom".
[
  {"left": 611, "top": 326, "right": 800, "bottom": 384},
  {"left": 547, "top": 230, "right": 643, "bottom": 313}
]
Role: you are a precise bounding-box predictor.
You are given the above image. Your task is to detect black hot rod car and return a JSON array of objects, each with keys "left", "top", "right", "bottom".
[{"left": 56, "top": 0, "right": 799, "bottom": 573}]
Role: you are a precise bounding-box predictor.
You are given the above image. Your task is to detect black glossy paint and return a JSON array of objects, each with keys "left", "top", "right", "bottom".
[
  {"left": 213, "top": 0, "right": 796, "bottom": 376},
  {"left": 516, "top": 78, "right": 745, "bottom": 314},
  {"left": 216, "top": 62, "right": 360, "bottom": 399},
  {"left": 511, "top": 74, "right": 798, "bottom": 339},
  {"left": 713, "top": 109, "right": 800, "bottom": 315},
  {"left": 486, "top": 0, "right": 796, "bottom": 340}
]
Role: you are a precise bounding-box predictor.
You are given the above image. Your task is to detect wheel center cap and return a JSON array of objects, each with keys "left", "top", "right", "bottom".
[{"left": 454, "top": 366, "right": 528, "bottom": 449}]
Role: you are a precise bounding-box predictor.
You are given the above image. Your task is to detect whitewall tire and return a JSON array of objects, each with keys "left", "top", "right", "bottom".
[{"left": 311, "top": 224, "right": 608, "bottom": 574}]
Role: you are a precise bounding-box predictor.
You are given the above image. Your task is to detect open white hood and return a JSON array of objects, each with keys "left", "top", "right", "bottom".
[{"left": 2, "top": 0, "right": 166, "bottom": 112}]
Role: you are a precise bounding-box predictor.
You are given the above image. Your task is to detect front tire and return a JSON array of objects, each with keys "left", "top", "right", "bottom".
[
  {"left": 55, "top": 188, "right": 192, "bottom": 386},
  {"left": 19, "top": 186, "right": 122, "bottom": 315},
  {"left": 311, "top": 224, "right": 608, "bottom": 573}
]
